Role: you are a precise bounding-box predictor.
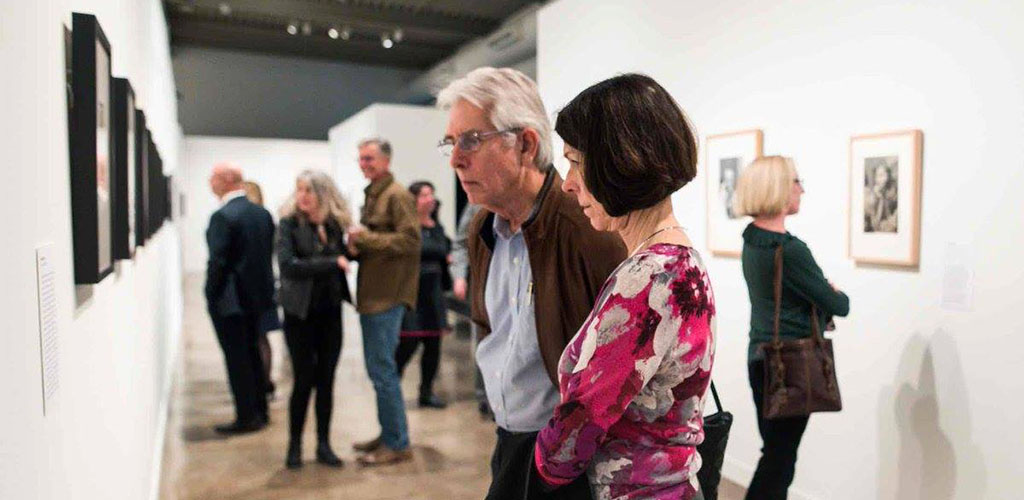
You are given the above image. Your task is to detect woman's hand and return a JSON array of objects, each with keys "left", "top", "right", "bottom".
[{"left": 337, "top": 256, "right": 350, "bottom": 273}]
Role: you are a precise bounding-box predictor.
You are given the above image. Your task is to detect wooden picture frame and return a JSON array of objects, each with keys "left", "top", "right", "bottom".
[
  {"left": 112, "top": 78, "right": 136, "bottom": 259},
  {"left": 69, "top": 13, "right": 114, "bottom": 284},
  {"left": 705, "top": 129, "right": 763, "bottom": 257},
  {"left": 847, "top": 129, "right": 923, "bottom": 266}
]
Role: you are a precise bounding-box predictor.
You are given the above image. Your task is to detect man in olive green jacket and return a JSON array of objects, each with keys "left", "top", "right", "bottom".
[{"left": 347, "top": 138, "right": 420, "bottom": 465}]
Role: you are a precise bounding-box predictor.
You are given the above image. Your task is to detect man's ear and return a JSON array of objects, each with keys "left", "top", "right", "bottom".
[{"left": 519, "top": 128, "right": 541, "bottom": 166}]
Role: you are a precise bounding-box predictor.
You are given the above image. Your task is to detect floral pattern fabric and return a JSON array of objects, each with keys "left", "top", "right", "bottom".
[{"left": 533, "top": 244, "right": 716, "bottom": 500}]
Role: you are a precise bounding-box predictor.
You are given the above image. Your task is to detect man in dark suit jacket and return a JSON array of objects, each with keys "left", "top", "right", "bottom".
[{"left": 205, "top": 162, "right": 276, "bottom": 434}]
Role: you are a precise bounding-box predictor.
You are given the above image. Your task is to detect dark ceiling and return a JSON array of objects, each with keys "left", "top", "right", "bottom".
[{"left": 163, "top": 0, "right": 537, "bottom": 69}]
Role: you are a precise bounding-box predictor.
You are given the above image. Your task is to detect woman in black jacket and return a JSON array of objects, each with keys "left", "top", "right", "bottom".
[
  {"left": 395, "top": 181, "right": 452, "bottom": 409},
  {"left": 277, "top": 170, "right": 352, "bottom": 469}
]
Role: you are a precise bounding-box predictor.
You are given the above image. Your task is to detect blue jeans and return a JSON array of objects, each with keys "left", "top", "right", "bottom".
[{"left": 359, "top": 305, "right": 410, "bottom": 450}]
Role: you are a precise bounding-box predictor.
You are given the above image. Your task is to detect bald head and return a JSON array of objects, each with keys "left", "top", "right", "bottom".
[{"left": 209, "top": 162, "right": 244, "bottom": 198}]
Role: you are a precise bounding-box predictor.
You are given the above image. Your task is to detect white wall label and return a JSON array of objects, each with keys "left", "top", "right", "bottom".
[
  {"left": 941, "top": 242, "right": 974, "bottom": 312},
  {"left": 36, "top": 243, "right": 59, "bottom": 414}
]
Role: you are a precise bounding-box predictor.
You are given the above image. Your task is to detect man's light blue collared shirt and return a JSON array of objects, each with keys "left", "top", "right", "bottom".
[{"left": 476, "top": 215, "right": 559, "bottom": 433}]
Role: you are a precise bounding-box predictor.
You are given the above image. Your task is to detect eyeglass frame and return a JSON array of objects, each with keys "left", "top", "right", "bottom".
[{"left": 437, "top": 127, "right": 523, "bottom": 157}]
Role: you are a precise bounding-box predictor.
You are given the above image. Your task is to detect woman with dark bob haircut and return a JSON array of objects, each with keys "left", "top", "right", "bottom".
[{"left": 532, "top": 73, "right": 716, "bottom": 499}]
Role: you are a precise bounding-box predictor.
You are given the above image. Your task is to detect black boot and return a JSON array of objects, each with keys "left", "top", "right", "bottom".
[
  {"left": 316, "top": 440, "right": 343, "bottom": 467},
  {"left": 286, "top": 440, "right": 302, "bottom": 469},
  {"left": 418, "top": 392, "right": 447, "bottom": 409}
]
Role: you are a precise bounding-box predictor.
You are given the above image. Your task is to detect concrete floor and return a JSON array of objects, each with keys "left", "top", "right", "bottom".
[{"left": 158, "top": 274, "right": 746, "bottom": 499}]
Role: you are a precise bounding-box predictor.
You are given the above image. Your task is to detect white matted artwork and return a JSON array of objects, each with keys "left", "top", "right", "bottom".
[
  {"left": 848, "top": 130, "right": 923, "bottom": 266},
  {"left": 705, "top": 129, "right": 763, "bottom": 257}
]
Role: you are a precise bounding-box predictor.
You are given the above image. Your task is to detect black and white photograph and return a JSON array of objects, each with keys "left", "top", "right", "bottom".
[
  {"left": 705, "top": 129, "right": 763, "bottom": 256},
  {"left": 68, "top": 13, "right": 114, "bottom": 284},
  {"left": 112, "top": 78, "right": 136, "bottom": 259},
  {"left": 863, "top": 155, "right": 899, "bottom": 233},
  {"left": 719, "top": 157, "right": 740, "bottom": 219},
  {"left": 848, "top": 130, "right": 923, "bottom": 266}
]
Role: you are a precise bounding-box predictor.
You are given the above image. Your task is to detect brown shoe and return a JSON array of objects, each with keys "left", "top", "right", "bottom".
[
  {"left": 356, "top": 446, "right": 412, "bottom": 466},
  {"left": 352, "top": 435, "right": 382, "bottom": 453}
]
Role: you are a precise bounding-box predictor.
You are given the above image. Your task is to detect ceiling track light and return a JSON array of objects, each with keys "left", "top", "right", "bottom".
[
  {"left": 301, "top": 21, "right": 312, "bottom": 36},
  {"left": 381, "top": 32, "right": 393, "bottom": 49},
  {"left": 340, "top": 26, "right": 352, "bottom": 40},
  {"left": 328, "top": 26, "right": 339, "bottom": 39},
  {"left": 392, "top": 27, "right": 404, "bottom": 43},
  {"left": 286, "top": 21, "right": 298, "bottom": 36},
  {"left": 217, "top": 2, "right": 231, "bottom": 16}
]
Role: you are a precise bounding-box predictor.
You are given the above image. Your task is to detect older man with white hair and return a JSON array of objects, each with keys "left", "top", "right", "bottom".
[
  {"left": 437, "top": 68, "right": 626, "bottom": 499},
  {"left": 206, "top": 162, "right": 276, "bottom": 434}
]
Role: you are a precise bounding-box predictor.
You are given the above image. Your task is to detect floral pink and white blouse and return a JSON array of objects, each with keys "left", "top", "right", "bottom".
[{"left": 533, "top": 243, "right": 716, "bottom": 500}]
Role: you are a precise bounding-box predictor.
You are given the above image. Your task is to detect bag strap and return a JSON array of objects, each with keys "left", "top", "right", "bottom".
[
  {"left": 709, "top": 381, "right": 724, "bottom": 413},
  {"left": 772, "top": 245, "right": 784, "bottom": 345},
  {"left": 775, "top": 244, "right": 824, "bottom": 344}
]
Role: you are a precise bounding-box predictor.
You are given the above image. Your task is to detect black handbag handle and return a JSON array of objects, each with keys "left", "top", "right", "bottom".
[{"left": 709, "top": 381, "right": 723, "bottom": 413}]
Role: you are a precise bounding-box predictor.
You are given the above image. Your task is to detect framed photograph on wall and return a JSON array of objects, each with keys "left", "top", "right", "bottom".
[
  {"left": 848, "top": 130, "right": 923, "bottom": 266},
  {"left": 69, "top": 13, "right": 114, "bottom": 284},
  {"left": 112, "top": 78, "right": 136, "bottom": 259},
  {"left": 705, "top": 129, "right": 763, "bottom": 257},
  {"left": 135, "top": 111, "right": 149, "bottom": 245},
  {"left": 148, "top": 136, "right": 166, "bottom": 235}
]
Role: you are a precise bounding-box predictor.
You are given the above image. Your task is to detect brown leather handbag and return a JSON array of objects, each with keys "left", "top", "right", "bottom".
[{"left": 762, "top": 245, "right": 842, "bottom": 419}]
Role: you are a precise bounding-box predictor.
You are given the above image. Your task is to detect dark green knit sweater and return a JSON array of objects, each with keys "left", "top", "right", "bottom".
[{"left": 741, "top": 224, "right": 850, "bottom": 362}]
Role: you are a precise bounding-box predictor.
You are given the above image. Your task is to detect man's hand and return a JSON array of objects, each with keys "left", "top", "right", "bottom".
[
  {"left": 347, "top": 225, "right": 365, "bottom": 256},
  {"left": 453, "top": 278, "right": 468, "bottom": 301},
  {"left": 337, "top": 256, "right": 350, "bottom": 273}
]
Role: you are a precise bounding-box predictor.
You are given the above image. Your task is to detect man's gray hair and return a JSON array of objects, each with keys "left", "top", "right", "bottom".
[
  {"left": 358, "top": 137, "right": 392, "bottom": 158},
  {"left": 436, "top": 67, "right": 552, "bottom": 169}
]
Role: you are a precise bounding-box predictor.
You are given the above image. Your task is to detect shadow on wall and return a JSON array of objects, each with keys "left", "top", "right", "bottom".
[{"left": 877, "top": 331, "right": 987, "bottom": 499}]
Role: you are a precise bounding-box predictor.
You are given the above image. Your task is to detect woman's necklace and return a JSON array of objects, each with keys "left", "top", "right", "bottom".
[{"left": 629, "top": 225, "right": 685, "bottom": 258}]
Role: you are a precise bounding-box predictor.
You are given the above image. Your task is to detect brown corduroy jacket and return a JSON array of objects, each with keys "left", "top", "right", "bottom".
[
  {"left": 354, "top": 173, "right": 421, "bottom": 315},
  {"left": 467, "top": 168, "right": 627, "bottom": 385}
]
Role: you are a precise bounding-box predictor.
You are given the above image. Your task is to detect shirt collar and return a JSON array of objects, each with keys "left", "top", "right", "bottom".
[
  {"left": 364, "top": 172, "right": 395, "bottom": 197},
  {"left": 220, "top": 189, "right": 247, "bottom": 207}
]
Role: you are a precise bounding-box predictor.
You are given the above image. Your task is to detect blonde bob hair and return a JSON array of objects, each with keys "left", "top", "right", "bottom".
[
  {"left": 733, "top": 155, "right": 798, "bottom": 217},
  {"left": 279, "top": 169, "right": 352, "bottom": 228}
]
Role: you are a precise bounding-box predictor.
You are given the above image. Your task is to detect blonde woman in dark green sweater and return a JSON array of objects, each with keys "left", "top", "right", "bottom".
[{"left": 733, "top": 156, "right": 850, "bottom": 500}]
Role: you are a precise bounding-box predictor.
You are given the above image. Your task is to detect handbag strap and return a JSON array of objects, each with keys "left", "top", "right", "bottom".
[
  {"left": 772, "top": 245, "right": 784, "bottom": 345},
  {"left": 709, "top": 381, "right": 724, "bottom": 413},
  {"left": 774, "top": 244, "right": 824, "bottom": 343}
]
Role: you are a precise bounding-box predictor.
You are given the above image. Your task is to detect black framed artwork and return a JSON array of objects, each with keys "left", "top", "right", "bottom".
[
  {"left": 69, "top": 13, "right": 113, "bottom": 284},
  {"left": 134, "top": 110, "right": 149, "bottom": 246},
  {"left": 147, "top": 134, "right": 164, "bottom": 235},
  {"left": 112, "top": 78, "right": 136, "bottom": 259}
]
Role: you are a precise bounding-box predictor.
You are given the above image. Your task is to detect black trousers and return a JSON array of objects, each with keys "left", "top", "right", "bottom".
[
  {"left": 283, "top": 307, "right": 342, "bottom": 441},
  {"left": 486, "top": 428, "right": 592, "bottom": 500},
  {"left": 395, "top": 336, "right": 440, "bottom": 396},
  {"left": 745, "top": 360, "right": 810, "bottom": 500},
  {"left": 211, "top": 312, "right": 267, "bottom": 423}
]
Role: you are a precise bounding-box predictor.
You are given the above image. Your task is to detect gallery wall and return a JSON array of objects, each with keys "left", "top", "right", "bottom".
[
  {"left": 537, "top": 1, "right": 1023, "bottom": 498},
  {"left": 180, "top": 136, "right": 331, "bottom": 273},
  {"left": 0, "top": 1, "right": 183, "bottom": 499}
]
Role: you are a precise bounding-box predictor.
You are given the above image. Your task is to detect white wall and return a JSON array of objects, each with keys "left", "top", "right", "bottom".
[
  {"left": 537, "top": 1, "right": 1024, "bottom": 499},
  {"left": 0, "top": 1, "right": 183, "bottom": 499},
  {"left": 180, "top": 136, "right": 331, "bottom": 272},
  {"left": 328, "top": 103, "right": 457, "bottom": 232}
]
